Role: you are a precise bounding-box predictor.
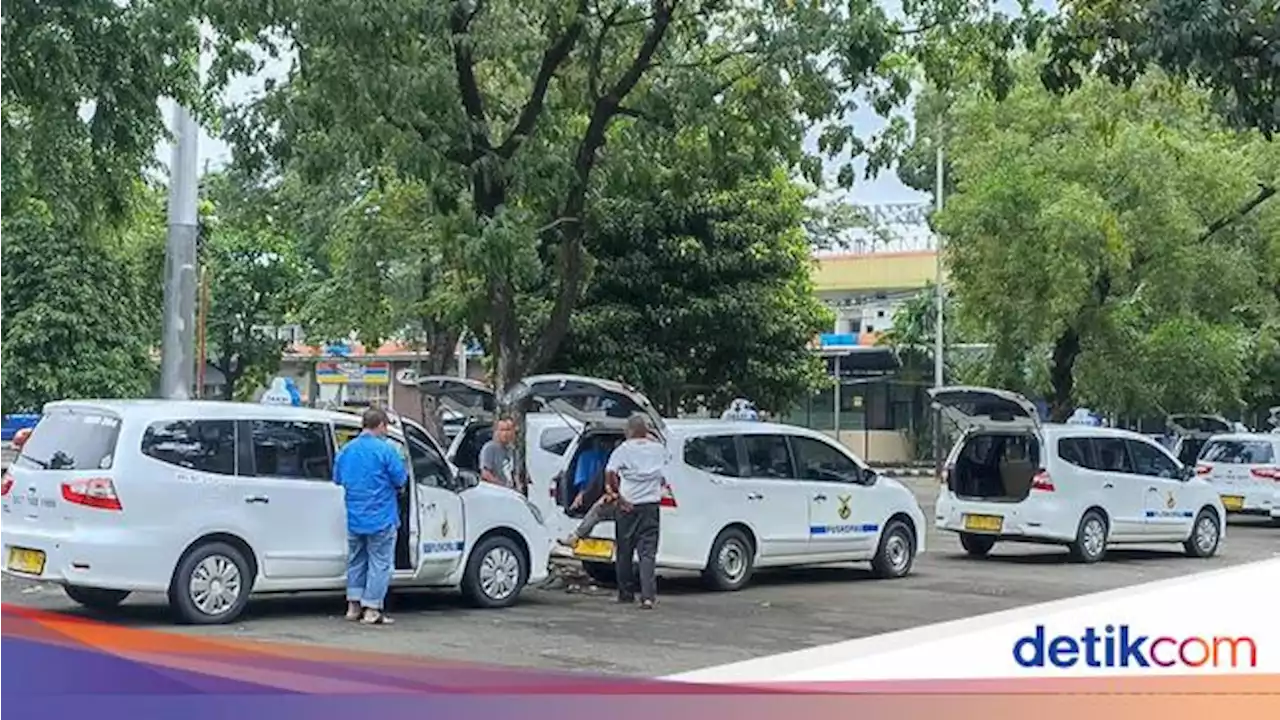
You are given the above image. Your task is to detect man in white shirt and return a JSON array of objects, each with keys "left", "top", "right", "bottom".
[{"left": 605, "top": 414, "right": 666, "bottom": 609}]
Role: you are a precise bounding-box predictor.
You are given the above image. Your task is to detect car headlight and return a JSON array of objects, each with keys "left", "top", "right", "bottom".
[{"left": 524, "top": 499, "right": 545, "bottom": 526}]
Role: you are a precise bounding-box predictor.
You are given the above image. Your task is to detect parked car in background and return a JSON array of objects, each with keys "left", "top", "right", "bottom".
[
  {"left": 1194, "top": 433, "right": 1280, "bottom": 522},
  {"left": 1167, "top": 414, "right": 1236, "bottom": 467},
  {"left": 931, "top": 387, "right": 1226, "bottom": 563}
]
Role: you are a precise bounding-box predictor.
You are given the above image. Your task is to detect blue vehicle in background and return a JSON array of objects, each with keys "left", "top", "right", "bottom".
[{"left": 2, "top": 414, "right": 40, "bottom": 443}]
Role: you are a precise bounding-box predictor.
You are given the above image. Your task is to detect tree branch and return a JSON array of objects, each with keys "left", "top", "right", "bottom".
[
  {"left": 528, "top": 0, "right": 677, "bottom": 373},
  {"left": 1198, "top": 183, "right": 1277, "bottom": 243},
  {"left": 588, "top": 3, "right": 627, "bottom": 101},
  {"left": 450, "top": 0, "right": 493, "bottom": 158},
  {"left": 496, "top": 0, "right": 591, "bottom": 158}
]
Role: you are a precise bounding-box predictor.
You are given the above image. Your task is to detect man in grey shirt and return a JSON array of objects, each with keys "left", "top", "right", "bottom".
[
  {"left": 606, "top": 414, "right": 667, "bottom": 609},
  {"left": 479, "top": 417, "right": 519, "bottom": 491}
]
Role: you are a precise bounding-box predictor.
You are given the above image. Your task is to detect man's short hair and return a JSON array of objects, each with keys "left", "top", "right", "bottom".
[
  {"left": 626, "top": 413, "right": 650, "bottom": 437},
  {"left": 496, "top": 416, "right": 515, "bottom": 428},
  {"left": 362, "top": 407, "right": 389, "bottom": 430}
]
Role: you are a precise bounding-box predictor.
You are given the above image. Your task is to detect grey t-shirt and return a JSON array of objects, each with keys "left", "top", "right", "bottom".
[{"left": 479, "top": 440, "right": 515, "bottom": 489}]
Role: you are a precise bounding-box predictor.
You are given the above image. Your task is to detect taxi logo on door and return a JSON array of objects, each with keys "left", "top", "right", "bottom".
[
  {"left": 441, "top": 518, "right": 450, "bottom": 537},
  {"left": 837, "top": 495, "right": 852, "bottom": 520},
  {"left": 1166, "top": 491, "right": 1176, "bottom": 509}
]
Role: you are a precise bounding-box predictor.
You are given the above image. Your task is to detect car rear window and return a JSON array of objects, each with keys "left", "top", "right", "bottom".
[
  {"left": 16, "top": 410, "right": 122, "bottom": 471},
  {"left": 1200, "top": 440, "right": 1275, "bottom": 464}
]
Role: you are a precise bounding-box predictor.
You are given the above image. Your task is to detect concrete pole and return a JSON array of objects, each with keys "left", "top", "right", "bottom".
[{"left": 159, "top": 102, "right": 200, "bottom": 400}]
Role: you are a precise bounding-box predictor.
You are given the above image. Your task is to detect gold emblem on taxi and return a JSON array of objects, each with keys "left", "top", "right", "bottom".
[
  {"left": 837, "top": 495, "right": 852, "bottom": 520},
  {"left": 441, "top": 518, "right": 450, "bottom": 537},
  {"left": 1166, "top": 491, "right": 1176, "bottom": 509}
]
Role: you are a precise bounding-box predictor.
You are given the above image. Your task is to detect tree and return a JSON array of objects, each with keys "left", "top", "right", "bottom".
[
  {"left": 218, "top": 0, "right": 1038, "bottom": 396},
  {"left": 552, "top": 167, "right": 832, "bottom": 414},
  {"left": 935, "top": 60, "right": 1279, "bottom": 420},
  {"left": 1042, "top": 0, "right": 1280, "bottom": 137},
  {"left": 200, "top": 173, "right": 306, "bottom": 400}
]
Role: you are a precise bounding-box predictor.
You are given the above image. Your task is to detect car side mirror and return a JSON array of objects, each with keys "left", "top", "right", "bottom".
[
  {"left": 1179, "top": 465, "right": 1195, "bottom": 482},
  {"left": 860, "top": 466, "right": 878, "bottom": 485}
]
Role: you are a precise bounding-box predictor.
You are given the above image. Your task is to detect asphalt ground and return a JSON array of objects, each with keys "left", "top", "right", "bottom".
[{"left": 3, "top": 477, "right": 1277, "bottom": 677}]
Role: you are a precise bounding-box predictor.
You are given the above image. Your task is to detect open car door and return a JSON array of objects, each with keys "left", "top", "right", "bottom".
[
  {"left": 508, "top": 374, "right": 667, "bottom": 439},
  {"left": 415, "top": 376, "right": 497, "bottom": 423},
  {"left": 929, "top": 386, "right": 1041, "bottom": 434}
]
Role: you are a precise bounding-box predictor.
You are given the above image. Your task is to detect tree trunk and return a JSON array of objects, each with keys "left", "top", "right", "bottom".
[{"left": 1048, "top": 327, "right": 1081, "bottom": 423}]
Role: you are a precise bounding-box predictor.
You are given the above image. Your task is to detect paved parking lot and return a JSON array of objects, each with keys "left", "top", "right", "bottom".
[{"left": 4, "top": 477, "right": 1277, "bottom": 676}]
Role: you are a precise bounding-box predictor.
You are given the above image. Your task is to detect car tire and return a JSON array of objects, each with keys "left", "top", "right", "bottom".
[
  {"left": 169, "top": 541, "right": 253, "bottom": 625},
  {"left": 959, "top": 532, "right": 997, "bottom": 557},
  {"left": 1184, "top": 508, "right": 1221, "bottom": 558},
  {"left": 871, "top": 519, "right": 917, "bottom": 579},
  {"left": 581, "top": 560, "right": 618, "bottom": 587},
  {"left": 701, "top": 527, "right": 755, "bottom": 591},
  {"left": 462, "top": 535, "right": 528, "bottom": 609},
  {"left": 64, "top": 585, "right": 130, "bottom": 610},
  {"left": 1068, "top": 510, "right": 1109, "bottom": 564}
]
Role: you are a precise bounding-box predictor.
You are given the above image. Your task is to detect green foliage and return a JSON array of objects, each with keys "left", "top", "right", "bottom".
[
  {"left": 1042, "top": 1, "right": 1279, "bottom": 136},
  {"left": 552, "top": 167, "right": 832, "bottom": 414},
  {"left": 935, "top": 60, "right": 1280, "bottom": 419},
  {"left": 200, "top": 173, "right": 306, "bottom": 399}
]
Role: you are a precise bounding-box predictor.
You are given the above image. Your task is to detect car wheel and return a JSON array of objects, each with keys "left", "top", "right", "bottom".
[
  {"left": 581, "top": 560, "right": 618, "bottom": 587},
  {"left": 701, "top": 527, "right": 755, "bottom": 591},
  {"left": 1068, "top": 510, "right": 1108, "bottom": 564},
  {"left": 64, "top": 585, "right": 130, "bottom": 610},
  {"left": 462, "top": 535, "right": 528, "bottom": 609},
  {"left": 169, "top": 541, "right": 253, "bottom": 625},
  {"left": 1184, "top": 508, "right": 1221, "bottom": 558},
  {"left": 871, "top": 519, "right": 916, "bottom": 579},
  {"left": 959, "top": 532, "right": 997, "bottom": 557}
]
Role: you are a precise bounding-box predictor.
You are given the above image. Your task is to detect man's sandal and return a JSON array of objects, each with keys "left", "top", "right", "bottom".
[{"left": 360, "top": 611, "right": 394, "bottom": 625}]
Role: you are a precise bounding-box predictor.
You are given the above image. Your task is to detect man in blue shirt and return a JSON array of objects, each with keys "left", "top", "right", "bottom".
[{"left": 334, "top": 408, "right": 407, "bottom": 625}]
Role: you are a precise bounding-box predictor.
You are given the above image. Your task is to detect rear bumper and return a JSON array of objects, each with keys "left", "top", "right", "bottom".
[
  {"left": 1, "top": 527, "right": 173, "bottom": 592},
  {"left": 1217, "top": 490, "right": 1275, "bottom": 515},
  {"left": 934, "top": 493, "right": 1076, "bottom": 542}
]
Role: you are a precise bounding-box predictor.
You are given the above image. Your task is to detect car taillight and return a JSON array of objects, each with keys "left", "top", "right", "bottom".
[
  {"left": 1, "top": 473, "right": 13, "bottom": 497},
  {"left": 659, "top": 481, "right": 677, "bottom": 508},
  {"left": 1031, "top": 471, "right": 1055, "bottom": 492},
  {"left": 1196, "top": 464, "right": 1212, "bottom": 475},
  {"left": 61, "top": 478, "right": 122, "bottom": 511},
  {"left": 1250, "top": 467, "right": 1280, "bottom": 481}
]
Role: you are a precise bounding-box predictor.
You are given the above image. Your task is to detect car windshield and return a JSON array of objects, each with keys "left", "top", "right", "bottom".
[
  {"left": 16, "top": 410, "right": 122, "bottom": 471},
  {"left": 1200, "top": 440, "right": 1274, "bottom": 465}
]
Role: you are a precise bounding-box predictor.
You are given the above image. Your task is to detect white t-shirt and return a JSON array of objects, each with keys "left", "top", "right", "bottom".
[{"left": 606, "top": 438, "right": 667, "bottom": 505}]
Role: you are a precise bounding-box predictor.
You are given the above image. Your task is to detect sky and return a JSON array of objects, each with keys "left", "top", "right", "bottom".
[{"left": 163, "top": 0, "right": 1058, "bottom": 208}]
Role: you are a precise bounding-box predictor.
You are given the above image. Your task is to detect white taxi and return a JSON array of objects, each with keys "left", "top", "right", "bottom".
[
  {"left": 425, "top": 374, "right": 928, "bottom": 589},
  {"left": 931, "top": 386, "right": 1227, "bottom": 563},
  {"left": 1, "top": 400, "right": 550, "bottom": 624},
  {"left": 1194, "top": 433, "right": 1280, "bottom": 521}
]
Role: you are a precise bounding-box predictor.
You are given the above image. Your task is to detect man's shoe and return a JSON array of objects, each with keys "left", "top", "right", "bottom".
[{"left": 617, "top": 594, "right": 635, "bottom": 604}]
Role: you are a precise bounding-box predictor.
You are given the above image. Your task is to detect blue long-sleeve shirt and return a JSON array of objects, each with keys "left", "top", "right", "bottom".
[{"left": 333, "top": 432, "right": 408, "bottom": 535}]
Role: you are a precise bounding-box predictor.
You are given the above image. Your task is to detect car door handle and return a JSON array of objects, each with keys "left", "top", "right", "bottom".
[
  {"left": 747, "top": 492, "right": 764, "bottom": 501},
  {"left": 813, "top": 494, "right": 827, "bottom": 502},
  {"left": 1103, "top": 483, "right": 1115, "bottom": 489},
  {"left": 244, "top": 495, "right": 270, "bottom": 504},
  {"left": 1147, "top": 487, "right": 1160, "bottom": 493},
  {"left": 425, "top": 502, "right": 437, "bottom": 511}
]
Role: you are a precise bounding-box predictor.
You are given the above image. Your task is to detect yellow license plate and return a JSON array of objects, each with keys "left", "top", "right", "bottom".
[
  {"left": 7, "top": 547, "right": 46, "bottom": 575},
  {"left": 573, "top": 538, "right": 615, "bottom": 560},
  {"left": 1221, "top": 495, "right": 1245, "bottom": 511},
  {"left": 963, "top": 514, "right": 1004, "bottom": 533}
]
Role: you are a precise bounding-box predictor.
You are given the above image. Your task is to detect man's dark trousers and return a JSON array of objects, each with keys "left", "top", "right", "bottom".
[{"left": 615, "top": 502, "right": 660, "bottom": 602}]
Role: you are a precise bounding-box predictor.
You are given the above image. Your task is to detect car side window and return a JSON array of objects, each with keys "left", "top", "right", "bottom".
[
  {"left": 1089, "top": 437, "right": 1134, "bottom": 474},
  {"left": 248, "top": 420, "right": 332, "bottom": 481},
  {"left": 789, "top": 435, "right": 864, "bottom": 483},
  {"left": 404, "top": 426, "right": 451, "bottom": 487},
  {"left": 1125, "top": 439, "right": 1180, "bottom": 479},
  {"left": 684, "top": 435, "right": 741, "bottom": 477},
  {"left": 741, "top": 434, "right": 794, "bottom": 479},
  {"left": 1057, "top": 437, "right": 1092, "bottom": 468},
  {"left": 141, "top": 420, "right": 236, "bottom": 475}
]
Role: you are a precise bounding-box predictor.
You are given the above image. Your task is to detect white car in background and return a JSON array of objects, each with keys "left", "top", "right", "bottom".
[
  {"left": 931, "top": 386, "right": 1226, "bottom": 563},
  {"left": 1, "top": 400, "right": 549, "bottom": 624},
  {"left": 1194, "top": 433, "right": 1280, "bottom": 522},
  {"left": 425, "top": 374, "right": 927, "bottom": 589}
]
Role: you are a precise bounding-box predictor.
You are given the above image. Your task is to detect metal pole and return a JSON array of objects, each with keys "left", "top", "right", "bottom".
[
  {"left": 159, "top": 102, "right": 200, "bottom": 400},
  {"left": 457, "top": 336, "right": 467, "bottom": 378},
  {"left": 932, "top": 139, "right": 946, "bottom": 480},
  {"left": 833, "top": 355, "right": 842, "bottom": 438}
]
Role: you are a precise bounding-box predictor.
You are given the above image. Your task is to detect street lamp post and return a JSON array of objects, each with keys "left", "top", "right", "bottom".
[
  {"left": 159, "top": 101, "right": 200, "bottom": 400},
  {"left": 932, "top": 139, "right": 946, "bottom": 481}
]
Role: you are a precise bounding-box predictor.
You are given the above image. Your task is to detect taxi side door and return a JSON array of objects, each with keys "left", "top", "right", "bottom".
[{"left": 786, "top": 434, "right": 879, "bottom": 558}]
